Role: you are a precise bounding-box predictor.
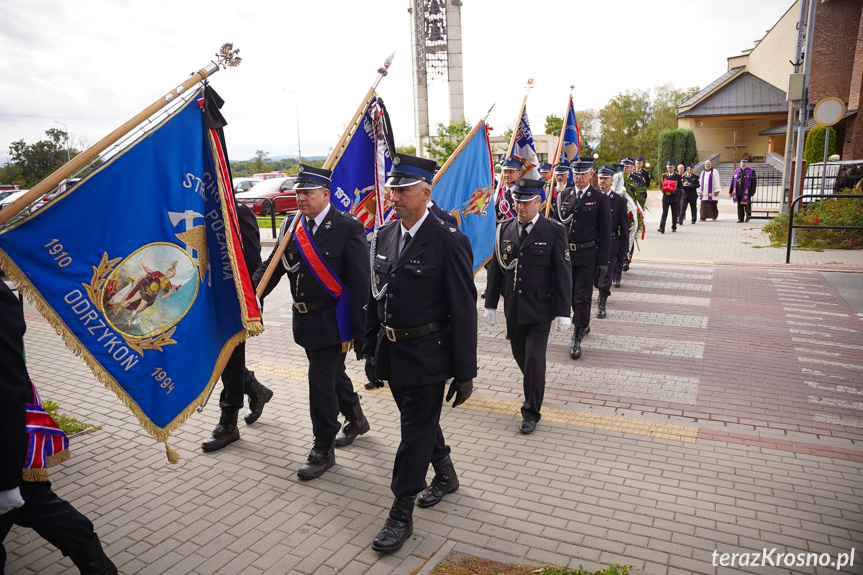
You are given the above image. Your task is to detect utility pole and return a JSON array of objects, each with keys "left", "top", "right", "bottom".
[{"left": 53, "top": 120, "right": 71, "bottom": 162}]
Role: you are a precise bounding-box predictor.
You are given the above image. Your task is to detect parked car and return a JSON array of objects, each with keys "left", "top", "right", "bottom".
[
  {"left": 803, "top": 160, "right": 863, "bottom": 194},
  {"left": 0, "top": 189, "right": 21, "bottom": 203},
  {"left": 0, "top": 189, "right": 29, "bottom": 211},
  {"left": 232, "top": 177, "right": 262, "bottom": 193},
  {"left": 235, "top": 177, "right": 297, "bottom": 215},
  {"left": 29, "top": 178, "right": 81, "bottom": 214}
]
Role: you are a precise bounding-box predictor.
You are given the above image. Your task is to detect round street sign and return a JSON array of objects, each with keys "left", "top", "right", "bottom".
[{"left": 813, "top": 97, "right": 846, "bottom": 127}]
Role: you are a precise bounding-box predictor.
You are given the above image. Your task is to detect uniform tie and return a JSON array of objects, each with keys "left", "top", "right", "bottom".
[
  {"left": 400, "top": 232, "right": 412, "bottom": 256},
  {"left": 307, "top": 217, "right": 316, "bottom": 235},
  {"left": 519, "top": 223, "right": 530, "bottom": 245}
]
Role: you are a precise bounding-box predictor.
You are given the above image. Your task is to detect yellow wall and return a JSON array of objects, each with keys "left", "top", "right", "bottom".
[
  {"left": 728, "top": 1, "right": 798, "bottom": 90},
  {"left": 679, "top": 117, "right": 785, "bottom": 162}
]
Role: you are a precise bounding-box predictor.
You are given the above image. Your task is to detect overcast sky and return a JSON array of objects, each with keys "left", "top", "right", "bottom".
[{"left": 1, "top": 0, "right": 796, "bottom": 164}]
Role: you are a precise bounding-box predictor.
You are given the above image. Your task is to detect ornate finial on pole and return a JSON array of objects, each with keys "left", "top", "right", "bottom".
[
  {"left": 378, "top": 52, "right": 396, "bottom": 77},
  {"left": 216, "top": 43, "right": 242, "bottom": 69}
]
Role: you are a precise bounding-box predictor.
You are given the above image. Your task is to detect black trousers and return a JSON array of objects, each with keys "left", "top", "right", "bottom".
[
  {"left": 389, "top": 382, "right": 449, "bottom": 497},
  {"left": 0, "top": 481, "right": 96, "bottom": 572},
  {"left": 737, "top": 201, "right": 752, "bottom": 221},
  {"left": 218, "top": 341, "right": 252, "bottom": 410},
  {"left": 507, "top": 319, "right": 551, "bottom": 422},
  {"left": 305, "top": 344, "right": 359, "bottom": 440},
  {"left": 679, "top": 194, "right": 697, "bottom": 223},
  {"left": 571, "top": 262, "right": 595, "bottom": 329},
  {"left": 659, "top": 195, "right": 679, "bottom": 231}
]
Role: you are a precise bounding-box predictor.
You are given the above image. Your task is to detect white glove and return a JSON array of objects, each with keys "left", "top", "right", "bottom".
[
  {"left": 483, "top": 308, "right": 496, "bottom": 325},
  {"left": 554, "top": 316, "right": 571, "bottom": 331},
  {"left": 0, "top": 487, "right": 24, "bottom": 515}
]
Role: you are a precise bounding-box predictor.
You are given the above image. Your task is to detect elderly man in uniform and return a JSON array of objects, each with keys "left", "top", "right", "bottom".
[
  {"left": 254, "top": 165, "right": 371, "bottom": 480},
  {"left": 658, "top": 161, "right": 682, "bottom": 233},
  {"left": 553, "top": 158, "right": 611, "bottom": 360},
  {"left": 485, "top": 177, "right": 571, "bottom": 434},
  {"left": 699, "top": 159, "right": 721, "bottom": 221},
  {"left": 201, "top": 198, "right": 273, "bottom": 451},
  {"left": 678, "top": 164, "right": 700, "bottom": 226},
  {"left": 594, "top": 166, "right": 629, "bottom": 319},
  {"left": 546, "top": 160, "right": 573, "bottom": 216},
  {"left": 731, "top": 158, "right": 757, "bottom": 223},
  {"left": 364, "top": 154, "right": 476, "bottom": 553}
]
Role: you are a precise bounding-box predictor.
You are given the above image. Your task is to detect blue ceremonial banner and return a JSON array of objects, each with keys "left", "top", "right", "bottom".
[
  {"left": 431, "top": 121, "right": 496, "bottom": 274},
  {"left": 0, "top": 88, "right": 262, "bottom": 460},
  {"left": 329, "top": 95, "right": 392, "bottom": 241},
  {"left": 555, "top": 95, "right": 581, "bottom": 165},
  {"left": 509, "top": 105, "right": 541, "bottom": 181}
]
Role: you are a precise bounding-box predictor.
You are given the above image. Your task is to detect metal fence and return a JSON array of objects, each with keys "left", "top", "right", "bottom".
[
  {"left": 751, "top": 172, "right": 863, "bottom": 218},
  {"left": 785, "top": 193, "right": 863, "bottom": 264}
]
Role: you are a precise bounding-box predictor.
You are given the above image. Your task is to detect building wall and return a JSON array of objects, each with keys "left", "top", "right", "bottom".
[
  {"left": 809, "top": 0, "right": 862, "bottom": 104},
  {"left": 489, "top": 134, "right": 560, "bottom": 163},
  {"left": 679, "top": 116, "right": 784, "bottom": 163},
  {"left": 742, "top": 2, "right": 799, "bottom": 90}
]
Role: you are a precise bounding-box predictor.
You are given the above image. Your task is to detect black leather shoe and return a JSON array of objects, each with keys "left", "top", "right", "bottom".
[
  {"left": 519, "top": 419, "right": 537, "bottom": 434},
  {"left": 583, "top": 325, "right": 590, "bottom": 337},
  {"left": 657, "top": 228, "right": 664, "bottom": 234},
  {"left": 364, "top": 378, "right": 384, "bottom": 390},
  {"left": 201, "top": 409, "right": 240, "bottom": 452},
  {"left": 68, "top": 535, "right": 118, "bottom": 575},
  {"left": 244, "top": 373, "right": 273, "bottom": 425},
  {"left": 417, "top": 455, "right": 459, "bottom": 508},
  {"left": 671, "top": 227, "right": 677, "bottom": 232},
  {"left": 372, "top": 495, "right": 415, "bottom": 552},
  {"left": 613, "top": 280, "right": 621, "bottom": 288},
  {"left": 745, "top": 216, "right": 751, "bottom": 222},
  {"left": 335, "top": 401, "right": 371, "bottom": 448},
  {"left": 297, "top": 438, "right": 335, "bottom": 480},
  {"left": 570, "top": 328, "right": 583, "bottom": 360},
  {"left": 597, "top": 294, "right": 607, "bottom": 319}
]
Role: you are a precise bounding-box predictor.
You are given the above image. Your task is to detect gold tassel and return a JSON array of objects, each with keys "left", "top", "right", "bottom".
[
  {"left": 164, "top": 442, "right": 180, "bottom": 464},
  {"left": 341, "top": 340, "right": 353, "bottom": 353}
]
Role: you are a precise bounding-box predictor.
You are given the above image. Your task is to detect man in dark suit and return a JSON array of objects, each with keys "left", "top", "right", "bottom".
[
  {"left": 594, "top": 166, "right": 630, "bottom": 319},
  {"left": 485, "top": 178, "right": 572, "bottom": 434},
  {"left": 659, "top": 161, "right": 683, "bottom": 233},
  {"left": 254, "top": 165, "right": 370, "bottom": 480},
  {"left": 364, "top": 154, "right": 476, "bottom": 553},
  {"left": 1, "top": 282, "right": 118, "bottom": 574},
  {"left": 678, "top": 164, "right": 700, "bottom": 225},
  {"left": 201, "top": 200, "right": 274, "bottom": 451},
  {"left": 632, "top": 157, "right": 651, "bottom": 205},
  {"left": 552, "top": 158, "right": 611, "bottom": 360}
]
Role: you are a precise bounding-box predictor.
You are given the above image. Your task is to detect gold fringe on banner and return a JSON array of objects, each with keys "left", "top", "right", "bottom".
[{"left": 21, "top": 448, "right": 70, "bottom": 482}]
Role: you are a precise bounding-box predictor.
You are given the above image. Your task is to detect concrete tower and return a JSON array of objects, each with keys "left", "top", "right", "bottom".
[{"left": 408, "top": 0, "right": 465, "bottom": 157}]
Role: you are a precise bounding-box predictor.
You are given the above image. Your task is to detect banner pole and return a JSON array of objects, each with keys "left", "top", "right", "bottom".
[
  {"left": 255, "top": 53, "right": 395, "bottom": 299},
  {"left": 546, "top": 88, "right": 574, "bottom": 218},
  {"left": 0, "top": 47, "right": 246, "bottom": 227}
]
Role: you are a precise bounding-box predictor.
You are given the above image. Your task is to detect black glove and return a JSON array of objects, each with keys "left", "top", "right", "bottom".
[
  {"left": 354, "top": 342, "right": 364, "bottom": 362},
  {"left": 595, "top": 265, "right": 608, "bottom": 281},
  {"left": 446, "top": 378, "right": 473, "bottom": 408},
  {"left": 364, "top": 355, "right": 378, "bottom": 383}
]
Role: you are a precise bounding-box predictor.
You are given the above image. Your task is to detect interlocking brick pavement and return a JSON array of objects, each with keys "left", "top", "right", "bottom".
[{"left": 5, "top": 205, "right": 862, "bottom": 574}]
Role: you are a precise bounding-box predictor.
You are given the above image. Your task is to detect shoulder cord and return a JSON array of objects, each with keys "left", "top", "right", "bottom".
[
  {"left": 494, "top": 222, "right": 518, "bottom": 271},
  {"left": 370, "top": 228, "right": 388, "bottom": 301},
  {"left": 279, "top": 217, "right": 301, "bottom": 273}
]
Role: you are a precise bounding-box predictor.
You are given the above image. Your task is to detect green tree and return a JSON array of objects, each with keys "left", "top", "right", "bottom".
[
  {"left": 597, "top": 90, "right": 652, "bottom": 167},
  {"left": 2, "top": 128, "right": 77, "bottom": 188},
  {"left": 427, "top": 118, "right": 472, "bottom": 165},
  {"left": 545, "top": 114, "right": 563, "bottom": 136},
  {"left": 396, "top": 144, "right": 416, "bottom": 156},
  {"left": 574, "top": 108, "right": 600, "bottom": 158},
  {"left": 252, "top": 150, "right": 271, "bottom": 173},
  {"left": 804, "top": 125, "right": 837, "bottom": 163}
]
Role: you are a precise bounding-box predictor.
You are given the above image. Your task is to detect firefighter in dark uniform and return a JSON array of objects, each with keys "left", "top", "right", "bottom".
[
  {"left": 659, "top": 161, "right": 683, "bottom": 233},
  {"left": 484, "top": 178, "right": 572, "bottom": 435},
  {"left": 254, "top": 165, "right": 371, "bottom": 480},
  {"left": 545, "top": 160, "right": 573, "bottom": 216},
  {"left": 594, "top": 166, "right": 630, "bottom": 319},
  {"left": 615, "top": 158, "right": 638, "bottom": 285},
  {"left": 678, "top": 164, "right": 700, "bottom": 225},
  {"left": 539, "top": 161, "right": 553, "bottom": 184},
  {"left": 201, "top": 199, "right": 274, "bottom": 451},
  {"left": 364, "top": 154, "right": 476, "bottom": 553},
  {"left": 552, "top": 158, "right": 611, "bottom": 360},
  {"left": 1, "top": 282, "right": 118, "bottom": 575},
  {"left": 633, "top": 156, "right": 651, "bottom": 204},
  {"left": 495, "top": 156, "right": 521, "bottom": 223}
]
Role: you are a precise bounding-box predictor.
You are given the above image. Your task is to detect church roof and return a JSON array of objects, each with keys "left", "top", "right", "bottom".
[{"left": 678, "top": 70, "right": 788, "bottom": 118}]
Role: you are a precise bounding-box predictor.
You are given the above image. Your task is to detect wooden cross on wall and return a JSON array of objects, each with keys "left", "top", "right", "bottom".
[{"left": 723, "top": 131, "right": 748, "bottom": 166}]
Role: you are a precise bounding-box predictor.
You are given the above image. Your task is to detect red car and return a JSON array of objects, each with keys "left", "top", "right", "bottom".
[{"left": 235, "top": 177, "right": 297, "bottom": 216}]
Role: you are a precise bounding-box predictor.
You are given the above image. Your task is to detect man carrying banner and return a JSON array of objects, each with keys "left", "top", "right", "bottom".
[
  {"left": 201, "top": 199, "right": 273, "bottom": 451},
  {"left": 254, "top": 165, "right": 371, "bottom": 480},
  {"left": 594, "top": 166, "right": 629, "bottom": 319},
  {"left": 364, "top": 154, "right": 476, "bottom": 553},
  {"left": 547, "top": 160, "right": 573, "bottom": 216},
  {"left": 1, "top": 282, "right": 118, "bottom": 575},
  {"left": 484, "top": 178, "right": 571, "bottom": 435},
  {"left": 553, "top": 158, "right": 611, "bottom": 360},
  {"left": 495, "top": 157, "right": 520, "bottom": 223}
]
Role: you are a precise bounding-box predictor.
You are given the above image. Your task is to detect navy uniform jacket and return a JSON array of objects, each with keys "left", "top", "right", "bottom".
[
  {"left": 430, "top": 201, "right": 458, "bottom": 226},
  {"left": 1, "top": 282, "right": 30, "bottom": 492},
  {"left": 681, "top": 173, "right": 700, "bottom": 200},
  {"left": 235, "top": 201, "right": 262, "bottom": 279},
  {"left": 607, "top": 192, "right": 630, "bottom": 260},
  {"left": 661, "top": 172, "right": 683, "bottom": 201},
  {"left": 254, "top": 204, "right": 369, "bottom": 351},
  {"left": 634, "top": 168, "right": 651, "bottom": 189},
  {"left": 363, "top": 211, "right": 477, "bottom": 387},
  {"left": 553, "top": 185, "right": 612, "bottom": 268},
  {"left": 485, "top": 215, "right": 572, "bottom": 324}
]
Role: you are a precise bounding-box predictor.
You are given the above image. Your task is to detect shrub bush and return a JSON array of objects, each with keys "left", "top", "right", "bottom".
[{"left": 763, "top": 192, "right": 863, "bottom": 249}]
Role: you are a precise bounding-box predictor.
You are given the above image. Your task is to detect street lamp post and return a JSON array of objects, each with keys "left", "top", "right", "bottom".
[
  {"left": 283, "top": 89, "right": 302, "bottom": 165},
  {"left": 53, "top": 120, "right": 70, "bottom": 163}
]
